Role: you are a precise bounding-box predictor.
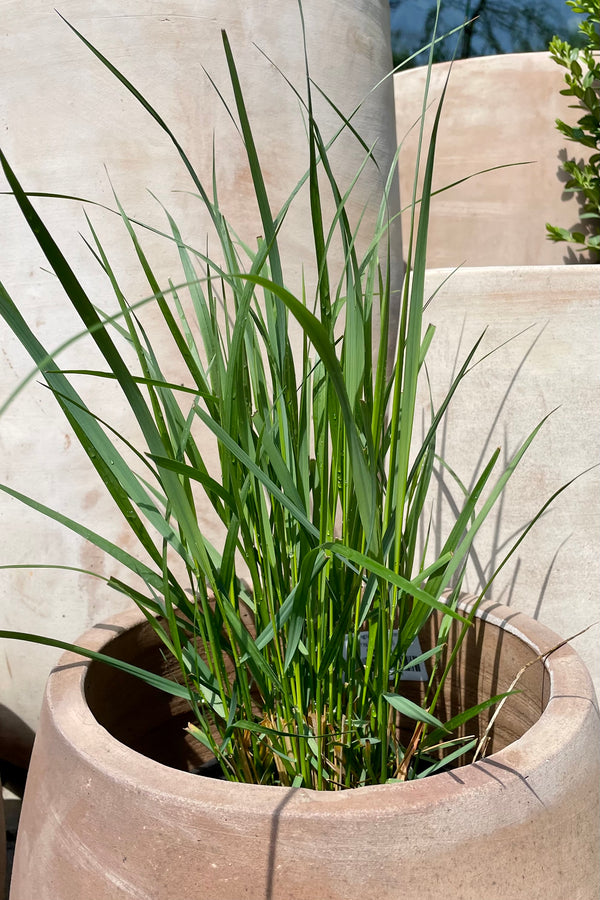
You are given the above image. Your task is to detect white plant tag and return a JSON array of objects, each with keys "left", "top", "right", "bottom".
[
  {"left": 342, "top": 630, "right": 428, "bottom": 682},
  {"left": 399, "top": 634, "right": 428, "bottom": 682}
]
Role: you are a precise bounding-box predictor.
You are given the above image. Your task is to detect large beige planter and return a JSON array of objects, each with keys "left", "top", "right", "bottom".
[
  {"left": 0, "top": 0, "right": 400, "bottom": 738},
  {"left": 420, "top": 265, "right": 600, "bottom": 696},
  {"left": 394, "top": 52, "right": 596, "bottom": 266},
  {"left": 10, "top": 599, "right": 600, "bottom": 899}
]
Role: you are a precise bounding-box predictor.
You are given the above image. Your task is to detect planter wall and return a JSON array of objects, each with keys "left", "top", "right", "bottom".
[
  {"left": 10, "top": 600, "right": 600, "bottom": 900},
  {"left": 394, "top": 52, "right": 596, "bottom": 267},
  {"left": 420, "top": 264, "right": 600, "bottom": 695},
  {"left": 0, "top": 1, "right": 400, "bottom": 738}
]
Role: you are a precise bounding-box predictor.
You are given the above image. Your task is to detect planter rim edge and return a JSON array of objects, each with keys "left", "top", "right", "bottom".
[{"left": 41, "top": 596, "right": 599, "bottom": 815}]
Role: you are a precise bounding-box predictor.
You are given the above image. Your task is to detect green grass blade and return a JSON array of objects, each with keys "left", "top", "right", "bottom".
[
  {"left": 325, "top": 543, "right": 468, "bottom": 622},
  {"left": 240, "top": 273, "right": 377, "bottom": 550},
  {"left": 0, "top": 630, "right": 194, "bottom": 700},
  {"left": 383, "top": 693, "right": 447, "bottom": 731}
]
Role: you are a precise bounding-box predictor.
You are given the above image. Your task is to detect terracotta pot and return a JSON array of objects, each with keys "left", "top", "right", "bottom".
[
  {"left": 420, "top": 265, "right": 600, "bottom": 698},
  {"left": 9, "top": 598, "right": 600, "bottom": 900},
  {"left": 393, "top": 52, "right": 597, "bottom": 267}
]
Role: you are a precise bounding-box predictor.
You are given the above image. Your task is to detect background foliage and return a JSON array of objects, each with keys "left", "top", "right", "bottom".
[
  {"left": 389, "top": 0, "right": 587, "bottom": 66},
  {"left": 546, "top": 0, "right": 600, "bottom": 259}
]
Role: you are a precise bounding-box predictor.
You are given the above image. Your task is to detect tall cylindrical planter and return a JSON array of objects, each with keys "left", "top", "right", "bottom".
[
  {"left": 419, "top": 265, "right": 600, "bottom": 696},
  {"left": 394, "top": 52, "right": 594, "bottom": 267},
  {"left": 0, "top": 1, "right": 401, "bottom": 735},
  {"left": 9, "top": 598, "right": 600, "bottom": 899}
]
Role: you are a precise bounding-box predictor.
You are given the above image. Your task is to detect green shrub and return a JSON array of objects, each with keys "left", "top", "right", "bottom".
[{"left": 546, "top": 0, "right": 600, "bottom": 258}]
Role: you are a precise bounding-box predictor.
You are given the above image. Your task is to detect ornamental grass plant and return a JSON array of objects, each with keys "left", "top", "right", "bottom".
[{"left": 0, "top": 2, "right": 565, "bottom": 789}]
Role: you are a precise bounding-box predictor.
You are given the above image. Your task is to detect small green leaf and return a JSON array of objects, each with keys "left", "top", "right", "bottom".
[
  {"left": 0, "top": 629, "right": 194, "bottom": 700},
  {"left": 383, "top": 693, "right": 447, "bottom": 731}
]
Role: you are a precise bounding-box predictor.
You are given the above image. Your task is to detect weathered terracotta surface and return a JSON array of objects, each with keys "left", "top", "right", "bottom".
[
  {"left": 394, "top": 52, "right": 597, "bottom": 267},
  {"left": 421, "top": 265, "right": 600, "bottom": 696},
  {"left": 9, "top": 599, "right": 600, "bottom": 899}
]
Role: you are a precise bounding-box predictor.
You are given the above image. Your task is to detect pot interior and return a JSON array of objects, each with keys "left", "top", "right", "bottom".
[{"left": 84, "top": 606, "right": 550, "bottom": 775}]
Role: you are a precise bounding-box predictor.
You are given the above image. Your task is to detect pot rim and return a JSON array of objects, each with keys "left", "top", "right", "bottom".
[{"left": 44, "top": 596, "right": 599, "bottom": 816}]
